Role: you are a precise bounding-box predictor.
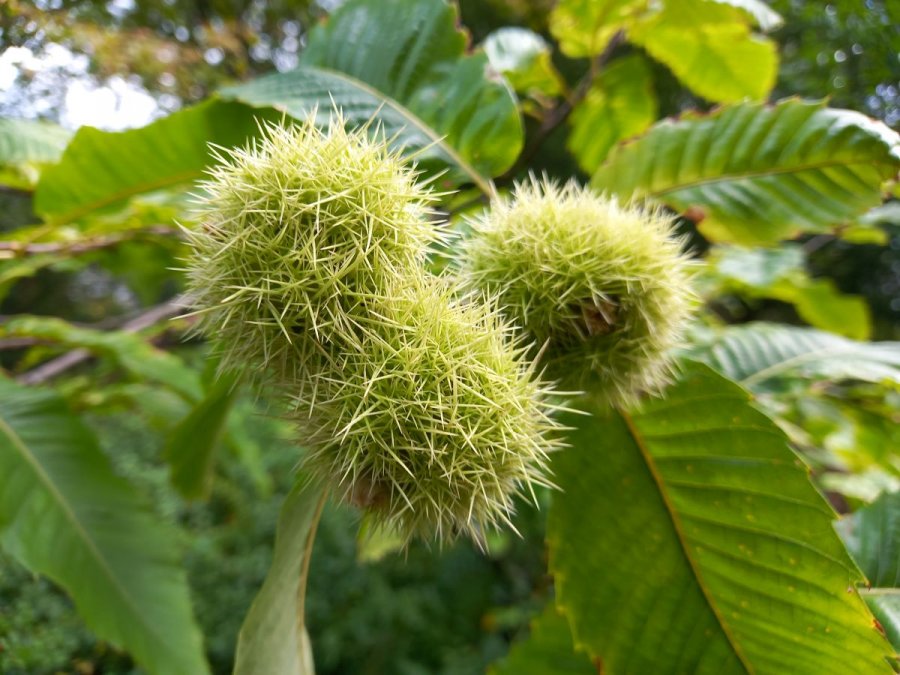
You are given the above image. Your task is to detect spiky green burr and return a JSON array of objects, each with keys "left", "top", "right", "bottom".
[
  {"left": 182, "top": 115, "right": 443, "bottom": 382},
  {"left": 293, "top": 272, "right": 564, "bottom": 544},
  {"left": 456, "top": 176, "right": 696, "bottom": 407},
  {"left": 184, "top": 117, "right": 564, "bottom": 544}
]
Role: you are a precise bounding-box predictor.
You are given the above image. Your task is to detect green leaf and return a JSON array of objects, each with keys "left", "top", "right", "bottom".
[
  {"left": 164, "top": 373, "right": 240, "bottom": 500},
  {"left": 629, "top": 0, "right": 777, "bottom": 104},
  {"left": 234, "top": 480, "right": 327, "bottom": 675},
  {"left": 593, "top": 99, "right": 900, "bottom": 244},
  {"left": 568, "top": 55, "right": 657, "bottom": 172},
  {"left": 483, "top": 27, "right": 564, "bottom": 98},
  {"left": 491, "top": 604, "right": 597, "bottom": 675},
  {"left": 548, "top": 362, "right": 894, "bottom": 674},
  {"left": 863, "top": 590, "right": 900, "bottom": 652},
  {"left": 707, "top": 245, "right": 872, "bottom": 339},
  {"left": 839, "top": 491, "right": 900, "bottom": 588},
  {"left": 710, "top": 0, "right": 783, "bottom": 31},
  {"left": 0, "top": 378, "right": 209, "bottom": 675},
  {"left": 33, "top": 99, "right": 276, "bottom": 224},
  {"left": 0, "top": 315, "right": 203, "bottom": 401},
  {"left": 685, "top": 322, "right": 900, "bottom": 391},
  {"left": 223, "top": 0, "right": 523, "bottom": 188},
  {"left": 549, "top": 0, "right": 649, "bottom": 58},
  {"left": 0, "top": 118, "right": 72, "bottom": 189}
]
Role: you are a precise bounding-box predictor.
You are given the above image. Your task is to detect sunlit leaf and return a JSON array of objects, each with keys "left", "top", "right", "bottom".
[
  {"left": 0, "top": 315, "right": 202, "bottom": 400},
  {"left": 568, "top": 55, "right": 657, "bottom": 172},
  {"left": 483, "top": 27, "right": 564, "bottom": 99},
  {"left": 549, "top": 0, "right": 649, "bottom": 58},
  {"left": 0, "top": 118, "right": 72, "bottom": 189},
  {"left": 630, "top": 0, "right": 777, "bottom": 103}
]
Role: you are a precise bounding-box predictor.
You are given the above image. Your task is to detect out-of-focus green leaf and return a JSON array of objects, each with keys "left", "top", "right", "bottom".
[
  {"left": 710, "top": 0, "right": 783, "bottom": 31},
  {"left": 549, "top": 0, "right": 649, "bottom": 58},
  {"left": 223, "top": 0, "right": 523, "bottom": 188},
  {"left": 863, "top": 591, "right": 900, "bottom": 652},
  {"left": 0, "top": 315, "right": 202, "bottom": 400},
  {"left": 483, "top": 27, "right": 564, "bottom": 98},
  {"left": 593, "top": 99, "right": 900, "bottom": 244},
  {"left": 164, "top": 373, "right": 240, "bottom": 500},
  {"left": 0, "top": 119, "right": 72, "bottom": 189},
  {"left": 568, "top": 55, "right": 657, "bottom": 172},
  {"left": 491, "top": 604, "right": 596, "bottom": 674},
  {"left": 234, "top": 480, "right": 326, "bottom": 675},
  {"left": 839, "top": 491, "right": 900, "bottom": 588},
  {"left": 685, "top": 322, "right": 900, "bottom": 390},
  {"left": 629, "top": 0, "right": 777, "bottom": 103},
  {"left": 821, "top": 471, "right": 900, "bottom": 507},
  {"left": 548, "top": 363, "right": 894, "bottom": 674},
  {"left": 0, "top": 378, "right": 209, "bottom": 675},
  {"left": 34, "top": 99, "right": 277, "bottom": 224},
  {"left": 707, "top": 245, "right": 872, "bottom": 339}
]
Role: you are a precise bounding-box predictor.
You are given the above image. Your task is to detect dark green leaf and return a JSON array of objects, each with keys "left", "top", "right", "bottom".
[
  {"left": 839, "top": 490, "right": 900, "bottom": 588},
  {"left": 548, "top": 363, "right": 893, "bottom": 674},
  {"left": 223, "top": 0, "right": 523, "bottom": 188},
  {"left": 0, "top": 378, "right": 209, "bottom": 675},
  {"left": 593, "top": 99, "right": 900, "bottom": 244},
  {"left": 164, "top": 373, "right": 240, "bottom": 500},
  {"left": 549, "top": 0, "right": 648, "bottom": 58},
  {"left": 863, "top": 590, "right": 900, "bottom": 652}
]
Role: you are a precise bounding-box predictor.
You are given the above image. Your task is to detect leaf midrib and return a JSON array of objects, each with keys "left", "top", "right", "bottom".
[
  {"left": 646, "top": 157, "right": 888, "bottom": 200},
  {"left": 234, "top": 64, "right": 494, "bottom": 196},
  {"left": 0, "top": 406, "right": 172, "bottom": 659},
  {"left": 621, "top": 409, "right": 755, "bottom": 674}
]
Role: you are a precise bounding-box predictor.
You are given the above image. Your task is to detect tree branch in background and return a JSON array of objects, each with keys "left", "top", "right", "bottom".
[
  {"left": 0, "top": 226, "right": 180, "bottom": 259},
  {"left": 15, "top": 293, "right": 192, "bottom": 385}
]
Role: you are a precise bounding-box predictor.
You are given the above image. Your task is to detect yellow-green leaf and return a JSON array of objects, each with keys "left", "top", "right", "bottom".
[
  {"left": 550, "top": 0, "right": 649, "bottom": 58},
  {"left": 568, "top": 55, "right": 657, "bottom": 172},
  {"left": 629, "top": 0, "right": 777, "bottom": 103}
]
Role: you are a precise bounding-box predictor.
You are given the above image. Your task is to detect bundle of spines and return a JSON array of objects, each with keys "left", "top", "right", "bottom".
[
  {"left": 296, "top": 273, "right": 563, "bottom": 543},
  {"left": 184, "top": 115, "right": 563, "bottom": 544},
  {"left": 455, "top": 175, "right": 697, "bottom": 407},
  {"left": 183, "top": 116, "right": 444, "bottom": 389}
]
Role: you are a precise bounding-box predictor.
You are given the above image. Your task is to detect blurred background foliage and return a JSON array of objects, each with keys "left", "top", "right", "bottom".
[{"left": 0, "top": 0, "right": 898, "bottom": 673}]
